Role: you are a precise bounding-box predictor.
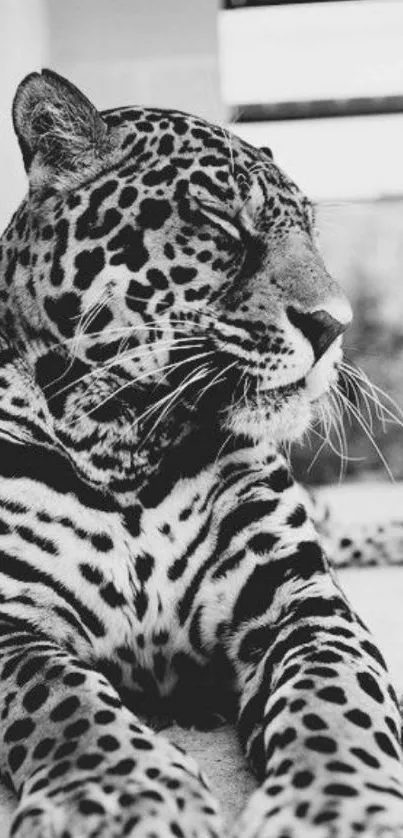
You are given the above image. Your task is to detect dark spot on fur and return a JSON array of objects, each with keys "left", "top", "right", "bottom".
[
  {"left": 100, "top": 582, "right": 126, "bottom": 608},
  {"left": 344, "top": 708, "right": 372, "bottom": 729},
  {"left": 119, "top": 186, "right": 138, "bottom": 209},
  {"left": 50, "top": 219, "right": 69, "bottom": 287},
  {"left": 350, "top": 747, "right": 380, "bottom": 768},
  {"left": 323, "top": 783, "right": 358, "bottom": 797},
  {"left": 44, "top": 292, "right": 81, "bottom": 338},
  {"left": 248, "top": 532, "right": 279, "bottom": 554},
  {"left": 5, "top": 718, "right": 35, "bottom": 742},
  {"left": 23, "top": 684, "right": 49, "bottom": 713},
  {"left": 108, "top": 227, "right": 149, "bottom": 272},
  {"left": 302, "top": 713, "right": 328, "bottom": 731},
  {"left": 147, "top": 268, "right": 169, "bottom": 290},
  {"left": 33, "top": 738, "right": 55, "bottom": 759},
  {"left": 158, "top": 135, "right": 174, "bottom": 156},
  {"left": 50, "top": 696, "right": 80, "bottom": 722},
  {"left": 170, "top": 266, "right": 197, "bottom": 285},
  {"left": 356, "top": 671, "right": 384, "bottom": 704},
  {"left": 74, "top": 247, "right": 105, "bottom": 291},
  {"left": 293, "top": 771, "right": 314, "bottom": 788},
  {"left": 143, "top": 166, "right": 177, "bottom": 187},
  {"left": 287, "top": 505, "right": 307, "bottom": 527},
  {"left": 126, "top": 279, "right": 154, "bottom": 311},
  {"left": 8, "top": 745, "right": 27, "bottom": 773},
  {"left": 305, "top": 736, "right": 337, "bottom": 754},
  {"left": 266, "top": 467, "right": 293, "bottom": 492},
  {"left": 317, "top": 686, "right": 347, "bottom": 705},
  {"left": 137, "top": 199, "right": 172, "bottom": 230},
  {"left": 76, "top": 181, "right": 120, "bottom": 240},
  {"left": 373, "top": 731, "right": 400, "bottom": 759}
]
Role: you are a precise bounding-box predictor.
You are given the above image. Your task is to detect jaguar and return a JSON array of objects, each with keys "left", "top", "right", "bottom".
[{"left": 0, "top": 68, "right": 402, "bottom": 838}]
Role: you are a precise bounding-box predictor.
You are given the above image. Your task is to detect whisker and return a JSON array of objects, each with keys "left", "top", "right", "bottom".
[
  {"left": 335, "top": 386, "right": 395, "bottom": 481},
  {"left": 308, "top": 426, "right": 330, "bottom": 473},
  {"left": 329, "top": 390, "right": 348, "bottom": 481},
  {"left": 340, "top": 362, "right": 403, "bottom": 432},
  {"left": 137, "top": 363, "right": 211, "bottom": 451},
  {"left": 77, "top": 322, "right": 201, "bottom": 340},
  {"left": 308, "top": 422, "right": 362, "bottom": 467},
  {"left": 215, "top": 431, "right": 234, "bottom": 464},
  {"left": 131, "top": 384, "right": 184, "bottom": 429},
  {"left": 36, "top": 314, "right": 204, "bottom": 358},
  {"left": 130, "top": 357, "right": 214, "bottom": 429},
  {"left": 45, "top": 325, "right": 198, "bottom": 386},
  {"left": 340, "top": 368, "right": 374, "bottom": 434},
  {"left": 73, "top": 286, "right": 114, "bottom": 346},
  {"left": 63, "top": 287, "right": 115, "bottom": 378},
  {"left": 338, "top": 369, "right": 363, "bottom": 427},
  {"left": 123, "top": 294, "right": 219, "bottom": 323},
  {"left": 309, "top": 402, "right": 335, "bottom": 472},
  {"left": 48, "top": 338, "right": 205, "bottom": 400},
  {"left": 65, "top": 349, "right": 215, "bottom": 427},
  {"left": 340, "top": 360, "right": 403, "bottom": 415},
  {"left": 193, "top": 360, "right": 238, "bottom": 406}
]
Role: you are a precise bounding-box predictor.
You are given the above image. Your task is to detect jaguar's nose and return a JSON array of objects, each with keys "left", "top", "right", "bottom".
[{"left": 287, "top": 301, "right": 352, "bottom": 362}]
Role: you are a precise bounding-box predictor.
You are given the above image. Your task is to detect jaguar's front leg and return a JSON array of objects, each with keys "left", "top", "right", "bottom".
[
  {"left": 229, "top": 532, "right": 403, "bottom": 837},
  {"left": 0, "top": 617, "right": 222, "bottom": 838}
]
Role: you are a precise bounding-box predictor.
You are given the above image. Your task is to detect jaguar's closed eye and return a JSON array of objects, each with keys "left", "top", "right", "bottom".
[{"left": 190, "top": 195, "right": 242, "bottom": 242}]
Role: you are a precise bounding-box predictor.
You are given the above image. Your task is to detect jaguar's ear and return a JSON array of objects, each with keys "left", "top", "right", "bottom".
[{"left": 12, "top": 69, "right": 111, "bottom": 189}]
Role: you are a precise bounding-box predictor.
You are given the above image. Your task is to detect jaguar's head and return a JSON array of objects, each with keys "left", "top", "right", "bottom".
[{"left": 2, "top": 70, "right": 351, "bottom": 450}]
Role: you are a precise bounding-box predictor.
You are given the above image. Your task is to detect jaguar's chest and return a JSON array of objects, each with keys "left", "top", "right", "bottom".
[
  {"left": 0, "top": 462, "right": 221, "bottom": 666},
  {"left": 0, "top": 443, "right": 303, "bottom": 706}
]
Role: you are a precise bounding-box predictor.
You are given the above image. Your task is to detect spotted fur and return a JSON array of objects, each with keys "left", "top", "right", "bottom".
[{"left": 0, "top": 69, "right": 401, "bottom": 838}]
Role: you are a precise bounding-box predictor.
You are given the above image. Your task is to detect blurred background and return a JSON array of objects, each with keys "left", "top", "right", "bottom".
[{"left": 1, "top": 0, "right": 403, "bottom": 484}]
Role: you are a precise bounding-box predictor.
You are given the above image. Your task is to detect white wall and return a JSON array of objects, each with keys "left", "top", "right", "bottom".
[
  {"left": 219, "top": 1, "right": 403, "bottom": 201},
  {"left": 46, "top": 0, "right": 222, "bottom": 118},
  {"left": 0, "top": 0, "right": 49, "bottom": 229},
  {"left": 0, "top": 0, "right": 222, "bottom": 231}
]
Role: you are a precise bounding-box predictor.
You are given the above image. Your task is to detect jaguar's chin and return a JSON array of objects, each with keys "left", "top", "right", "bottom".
[
  {"left": 197, "top": 340, "right": 343, "bottom": 447},
  {"left": 222, "top": 381, "right": 313, "bottom": 446},
  {"left": 222, "top": 352, "right": 342, "bottom": 447}
]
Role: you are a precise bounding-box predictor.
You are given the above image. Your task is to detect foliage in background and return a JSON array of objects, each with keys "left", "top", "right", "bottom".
[{"left": 292, "top": 198, "right": 403, "bottom": 485}]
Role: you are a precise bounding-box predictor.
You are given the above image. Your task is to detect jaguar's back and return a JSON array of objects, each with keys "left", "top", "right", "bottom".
[{"left": 0, "top": 69, "right": 402, "bottom": 838}]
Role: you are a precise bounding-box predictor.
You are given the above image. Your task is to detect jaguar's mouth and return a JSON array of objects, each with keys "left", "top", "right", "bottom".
[
  {"left": 212, "top": 346, "right": 342, "bottom": 446},
  {"left": 168, "top": 341, "right": 341, "bottom": 446},
  {"left": 258, "top": 377, "right": 306, "bottom": 399}
]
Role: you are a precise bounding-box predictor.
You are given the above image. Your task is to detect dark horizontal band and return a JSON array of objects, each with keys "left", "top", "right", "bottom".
[
  {"left": 223, "top": 0, "right": 356, "bottom": 7},
  {"left": 230, "top": 96, "right": 403, "bottom": 123}
]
